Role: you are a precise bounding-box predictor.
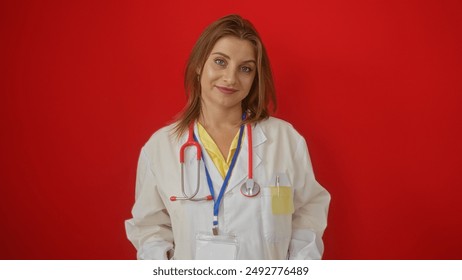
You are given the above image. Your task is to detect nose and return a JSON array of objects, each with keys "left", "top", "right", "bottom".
[{"left": 223, "top": 67, "right": 237, "bottom": 85}]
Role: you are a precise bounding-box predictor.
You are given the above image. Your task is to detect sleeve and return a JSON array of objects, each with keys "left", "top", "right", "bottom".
[
  {"left": 125, "top": 147, "right": 174, "bottom": 260},
  {"left": 289, "top": 137, "right": 331, "bottom": 260}
]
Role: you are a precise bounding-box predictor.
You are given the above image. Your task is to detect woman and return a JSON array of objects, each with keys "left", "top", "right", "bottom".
[{"left": 125, "top": 14, "right": 330, "bottom": 260}]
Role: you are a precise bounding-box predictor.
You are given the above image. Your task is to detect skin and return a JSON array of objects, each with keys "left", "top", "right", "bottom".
[{"left": 198, "top": 36, "right": 257, "bottom": 158}]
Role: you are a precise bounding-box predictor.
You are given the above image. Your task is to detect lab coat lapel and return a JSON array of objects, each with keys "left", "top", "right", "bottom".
[{"left": 249, "top": 122, "right": 266, "bottom": 176}]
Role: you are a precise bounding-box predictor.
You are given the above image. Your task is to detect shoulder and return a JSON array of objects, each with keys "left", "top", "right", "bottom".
[
  {"left": 256, "top": 117, "right": 304, "bottom": 139},
  {"left": 142, "top": 122, "right": 180, "bottom": 152},
  {"left": 148, "top": 122, "right": 176, "bottom": 141},
  {"left": 258, "top": 117, "right": 294, "bottom": 128}
]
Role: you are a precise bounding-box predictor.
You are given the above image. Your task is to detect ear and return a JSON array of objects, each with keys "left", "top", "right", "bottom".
[{"left": 196, "top": 67, "right": 202, "bottom": 83}]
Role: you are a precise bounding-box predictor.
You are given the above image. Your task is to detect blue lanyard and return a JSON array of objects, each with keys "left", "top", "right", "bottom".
[{"left": 193, "top": 123, "right": 245, "bottom": 233}]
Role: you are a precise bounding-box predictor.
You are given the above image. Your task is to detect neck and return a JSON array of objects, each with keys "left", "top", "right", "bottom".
[{"left": 199, "top": 104, "right": 242, "bottom": 130}]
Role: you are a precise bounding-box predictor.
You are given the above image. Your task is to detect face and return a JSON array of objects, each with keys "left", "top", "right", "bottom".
[{"left": 199, "top": 36, "right": 257, "bottom": 112}]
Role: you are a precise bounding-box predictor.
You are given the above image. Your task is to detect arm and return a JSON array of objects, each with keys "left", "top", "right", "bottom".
[
  {"left": 289, "top": 138, "right": 331, "bottom": 260},
  {"left": 125, "top": 148, "right": 174, "bottom": 259}
]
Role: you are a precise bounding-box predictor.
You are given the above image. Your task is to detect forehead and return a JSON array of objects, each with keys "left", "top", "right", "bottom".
[{"left": 210, "top": 36, "right": 256, "bottom": 61}]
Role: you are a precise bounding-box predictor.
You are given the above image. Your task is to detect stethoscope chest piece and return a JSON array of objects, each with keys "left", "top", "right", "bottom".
[{"left": 240, "top": 179, "right": 260, "bottom": 197}]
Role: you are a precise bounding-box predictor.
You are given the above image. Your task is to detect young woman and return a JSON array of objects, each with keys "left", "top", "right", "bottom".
[{"left": 125, "top": 14, "right": 330, "bottom": 260}]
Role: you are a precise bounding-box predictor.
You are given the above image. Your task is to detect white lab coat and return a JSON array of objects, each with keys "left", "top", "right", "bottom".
[{"left": 125, "top": 117, "right": 330, "bottom": 259}]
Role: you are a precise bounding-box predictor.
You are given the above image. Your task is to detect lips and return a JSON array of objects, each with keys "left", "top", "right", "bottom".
[{"left": 215, "top": 85, "right": 238, "bottom": 94}]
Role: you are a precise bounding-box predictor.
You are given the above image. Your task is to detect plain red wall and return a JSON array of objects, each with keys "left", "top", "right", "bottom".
[{"left": 1, "top": 0, "right": 461, "bottom": 259}]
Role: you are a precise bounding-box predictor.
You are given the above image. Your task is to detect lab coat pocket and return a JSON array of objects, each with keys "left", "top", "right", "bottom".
[{"left": 260, "top": 173, "right": 294, "bottom": 242}]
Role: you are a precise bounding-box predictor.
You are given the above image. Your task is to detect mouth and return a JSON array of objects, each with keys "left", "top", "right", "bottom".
[{"left": 215, "top": 85, "right": 238, "bottom": 94}]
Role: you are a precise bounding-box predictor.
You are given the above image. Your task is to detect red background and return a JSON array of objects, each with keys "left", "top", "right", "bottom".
[{"left": 1, "top": 0, "right": 461, "bottom": 259}]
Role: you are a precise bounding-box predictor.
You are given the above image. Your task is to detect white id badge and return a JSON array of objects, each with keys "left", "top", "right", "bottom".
[{"left": 195, "top": 233, "right": 238, "bottom": 260}]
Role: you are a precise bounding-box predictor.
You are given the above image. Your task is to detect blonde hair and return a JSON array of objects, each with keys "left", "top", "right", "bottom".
[{"left": 174, "top": 14, "right": 276, "bottom": 136}]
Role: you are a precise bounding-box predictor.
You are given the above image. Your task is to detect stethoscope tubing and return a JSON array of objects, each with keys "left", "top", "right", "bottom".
[
  {"left": 170, "top": 120, "right": 255, "bottom": 202},
  {"left": 246, "top": 122, "right": 253, "bottom": 180},
  {"left": 170, "top": 122, "right": 211, "bottom": 201}
]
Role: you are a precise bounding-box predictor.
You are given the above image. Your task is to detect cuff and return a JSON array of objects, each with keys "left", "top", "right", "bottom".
[
  {"left": 289, "top": 229, "right": 323, "bottom": 260},
  {"left": 137, "top": 241, "right": 174, "bottom": 260}
]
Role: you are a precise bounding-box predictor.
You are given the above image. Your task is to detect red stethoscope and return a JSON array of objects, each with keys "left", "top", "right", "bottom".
[{"left": 170, "top": 120, "right": 260, "bottom": 202}]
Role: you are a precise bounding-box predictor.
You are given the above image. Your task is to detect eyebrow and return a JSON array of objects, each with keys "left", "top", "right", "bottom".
[{"left": 211, "top": 52, "right": 256, "bottom": 64}]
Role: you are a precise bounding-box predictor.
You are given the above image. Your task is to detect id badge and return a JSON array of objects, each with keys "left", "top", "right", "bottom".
[{"left": 195, "top": 233, "right": 238, "bottom": 260}]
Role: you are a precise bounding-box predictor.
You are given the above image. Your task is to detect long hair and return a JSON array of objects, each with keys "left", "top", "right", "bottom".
[{"left": 173, "top": 14, "right": 276, "bottom": 136}]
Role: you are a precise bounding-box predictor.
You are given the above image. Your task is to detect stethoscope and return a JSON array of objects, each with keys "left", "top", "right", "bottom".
[{"left": 169, "top": 118, "right": 260, "bottom": 202}]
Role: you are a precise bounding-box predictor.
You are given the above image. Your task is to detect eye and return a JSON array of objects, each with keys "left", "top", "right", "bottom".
[
  {"left": 214, "top": 58, "right": 226, "bottom": 66},
  {"left": 240, "top": 66, "right": 253, "bottom": 73}
]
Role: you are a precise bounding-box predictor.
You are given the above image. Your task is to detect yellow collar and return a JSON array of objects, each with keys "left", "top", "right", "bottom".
[{"left": 197, "top": 122, "right": 240, "bottom": 178}]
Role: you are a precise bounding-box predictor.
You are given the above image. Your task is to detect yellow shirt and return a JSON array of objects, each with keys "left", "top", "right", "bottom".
[{"left": 197, "top": 123, "right": 240, "bottom": 179}]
